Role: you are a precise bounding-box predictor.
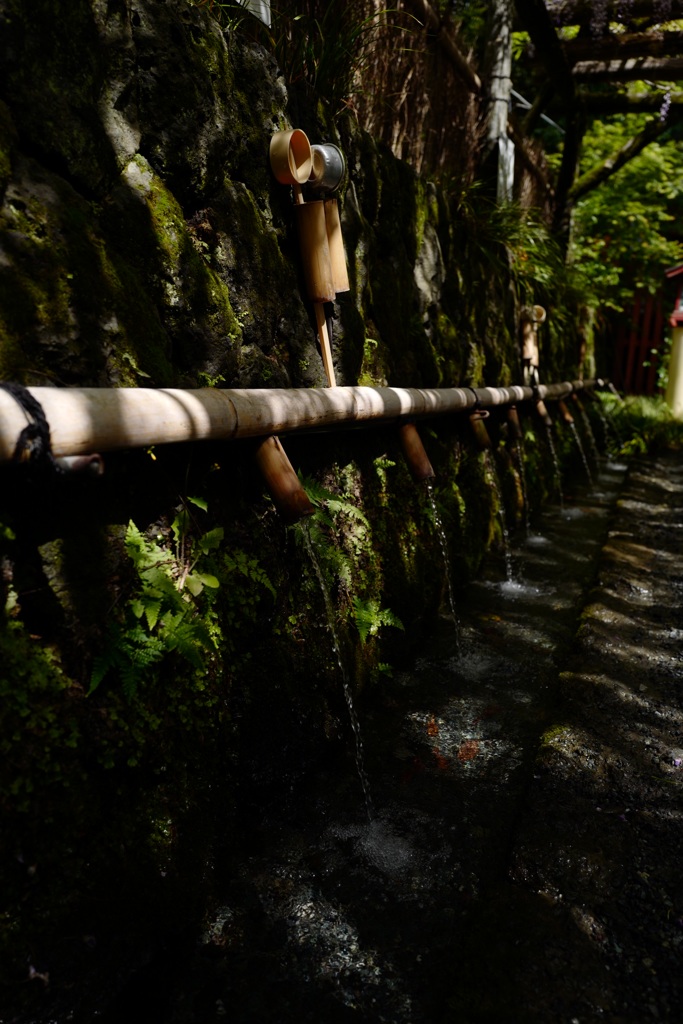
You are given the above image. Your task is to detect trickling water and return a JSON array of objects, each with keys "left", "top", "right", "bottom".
[
  {"left": 596, "top": 394, "right": 624, "bottom": 450},
  {"left": 513, "top": 439, "right": 531, "bottom": 533},
  {"left": 482, "top": 450, "right": 514, "bottom": 583},
  {"left": 544, "top": 422, "right": 563, "bottom": 507},
  {"left": 575, "top": 403, "right": 601, "bottom": 465},
  {"left": 299, "top": 521, "right": 375, "bottom": 821},
  {"left": 426, "top": 480, "right": 460, "bottom": 645},
  {"left": 569, "top": 420, "right": 594, "bottom": 487},
  {"left": 593, "top": 400, "right": 615, "bottom": 452}
]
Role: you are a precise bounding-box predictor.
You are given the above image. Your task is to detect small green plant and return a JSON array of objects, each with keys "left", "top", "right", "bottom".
[
  {"left": 600, "top": 394, "right": 683, "bottom": 455},
  {"left": 296, "top": 473, "right": 370, "bottom": 588},
  {"left": 351, "top": 596, "right": 403, "bottom": 645},
  {"left": 90, "top": 503, "right": 224, "bottom": 698}
]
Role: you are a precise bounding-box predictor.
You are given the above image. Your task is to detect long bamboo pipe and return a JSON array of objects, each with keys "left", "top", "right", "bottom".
[{"left": 0, "top": 381, "right": 598, "bottom": 463}]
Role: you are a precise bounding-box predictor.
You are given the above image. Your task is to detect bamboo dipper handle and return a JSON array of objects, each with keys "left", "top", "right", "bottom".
[
  {"left": 315, "top": 304, "right": 336, "bottom": 388},
  {"left": 294, "top": 182, "right": 336, "bottom": 387}
]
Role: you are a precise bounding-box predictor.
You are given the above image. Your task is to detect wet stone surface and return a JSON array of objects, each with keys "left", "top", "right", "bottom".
[
  {"left": 82, "top": 455, "right": 682, "bottom": 1023},
  {"left": 507, "top": 453, "right": 683, "bottom": 1023}
]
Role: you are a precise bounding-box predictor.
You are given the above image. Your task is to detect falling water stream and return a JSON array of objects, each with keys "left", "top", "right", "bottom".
[
  {"left": 300, "top": 521, "right": 375, "bottom": 821},
  {"left": 544, "top": 421, "right": 563, "bottom": 505},
  {"left": 513, "top": 439, "right": 531, "bottom": 533},
  {"left": 95, "top": 457, "right": 632, "bottom": 1024},
  {"left": 425, "top": 479, "right": 460, "bottom": 643},
  {"left": 482, "top": 449, "right": 514, "bottom": 582},
  {"left": 569, "top": 419, "right": 594, "bottom": 486},
  {"left": 575, "top": 401, "right": 601, "bottom": 465},
  {"left": 170, "top": 457, "right": 629, "bottom": 1024}
]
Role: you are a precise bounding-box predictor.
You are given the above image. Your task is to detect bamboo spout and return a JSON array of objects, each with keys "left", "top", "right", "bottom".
[
  {"left": 253, "top": 436, "right": 314, "bottom": 523},
  {"left": 558, "top": 399, "right": 574, "bottom": 425},
  {"left": 469, "top": 411, "right": 492, "bottom": 451},
  {"left": 535, "top": 399, "right": 553, "bottom": 427},
  {"left": 398, "top": 422, "right": 435, "bottom": 482},
  {"left": 506, "top": 405, "right": 523, "bottom": 441}
]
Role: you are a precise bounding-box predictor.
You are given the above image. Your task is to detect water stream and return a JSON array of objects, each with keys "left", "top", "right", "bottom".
[
  {"left": 512, "top": 438, "right": 530, "bottom": 533},
  {"left": 575, "top": 400, "right": 601, "bottom": 465},
  {"left": 482, "top": 449, "right": 514, "bottom": 582},
  {"left": 569, "top": 419, "right": 594, "bottom": 486},
  {"left": 300, "top": 521, "right": 375, "bottom": 821},
  {"left": 180, "top": 459, "right": 628, "bottom": 1023},
  {"left": 86, "top": 456, "right": 632, "bottom": 1024},
  {"left": 425, "top": 479, "right": 460, "bottom": 645},
  {"left": 544, "top": 421, "right": 563, "bottom": 506}
]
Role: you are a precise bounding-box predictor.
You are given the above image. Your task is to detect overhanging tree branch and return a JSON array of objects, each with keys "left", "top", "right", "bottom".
[{"left": 568, "top": 116, "right": 671, "bottom": 202}]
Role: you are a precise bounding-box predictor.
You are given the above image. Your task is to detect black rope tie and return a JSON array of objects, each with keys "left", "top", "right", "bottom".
[
  {"left": 466, "top": 386, "right": 483, "bottom": 414},
  {"left": 0, "top": 382, "right": 62, "bottom": 475}
]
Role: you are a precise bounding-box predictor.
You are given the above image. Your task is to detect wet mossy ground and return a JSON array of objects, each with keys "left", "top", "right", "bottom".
[{"left": 14, "top": 450, "right": 680, "bottom": 1023}]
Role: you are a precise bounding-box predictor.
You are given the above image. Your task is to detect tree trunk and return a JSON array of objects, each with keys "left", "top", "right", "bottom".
[
  {"left": 484, "top": 0, "right": 514, "bottom": 200},
  {"left": 514, "top": 0, "right": 575, "bottom": 107},
  {"left": 552, "top": 108, "right": 586, "bottom": 250}
]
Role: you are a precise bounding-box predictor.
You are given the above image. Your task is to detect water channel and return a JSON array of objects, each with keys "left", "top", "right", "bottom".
[{"left": 122, "top": 457, "right": 632, "bottom": 1023}]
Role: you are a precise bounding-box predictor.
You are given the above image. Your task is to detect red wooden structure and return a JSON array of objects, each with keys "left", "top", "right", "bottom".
[{"left": 612, "top": 290, "right": 665, "bottom": 395}]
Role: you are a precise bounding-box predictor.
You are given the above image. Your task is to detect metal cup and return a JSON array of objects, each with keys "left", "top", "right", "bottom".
[{"left": 309, "top": 143, "right": 346, "bottom": 193}]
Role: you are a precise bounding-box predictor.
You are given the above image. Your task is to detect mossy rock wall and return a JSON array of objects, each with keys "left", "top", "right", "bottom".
[{"left": 0, "top": 0, "right": 591, "bottom": 1007}]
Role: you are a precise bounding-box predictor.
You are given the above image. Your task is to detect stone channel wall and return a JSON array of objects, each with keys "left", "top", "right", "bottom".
[{"left": 0, "top": 0, "right": 593, "bottom": 1003}]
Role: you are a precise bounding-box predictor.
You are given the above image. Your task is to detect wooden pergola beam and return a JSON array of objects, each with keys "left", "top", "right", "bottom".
[
  {"left": 573, "top": 56, "right": 683, "bottom": 82},
  {"left": 543, "top": 0, "right": 683, "bottom": 27},
  {"left": 564, "top": 30, "right": 683, "bottom": 63},
  {"left": 580, "top": 89, "right": 683, "bottom": 114}
]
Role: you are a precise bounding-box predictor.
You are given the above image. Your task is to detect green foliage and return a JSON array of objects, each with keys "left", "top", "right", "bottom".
[
  {"left": 453, "top": 184, "right": 570, "bottom": 293},
  {"left": 570, "top": 117, "right": 683, "bottom": 311},
  {"left": 90, "top": 516, "right": 220, "bottom": 698},
  {"left": 274, "top": 2, "right": 398, "bottom": 113},
  {"left": 296, "top": 473, "right": 370, "bottom": 591},
  {"left": 0, "top": 616, "right": 80, "bottom": 811},
  {"left": 448, "top": 0, "right": 488, "bottom": 50},
  {"left": 351, "top": 595, "right": 404, "bottom": 645},
  {"left": 599, "top": 393, "right": 683, "bottom": 455},
  {"left": 296, "top": 472, "right": 404, "bottom": 665},
  {"left": 189, "top": 0, "right": 248, "bottom": 32},
  {"left": 191, "top": 0, "right": 404, "bottom": 114}
]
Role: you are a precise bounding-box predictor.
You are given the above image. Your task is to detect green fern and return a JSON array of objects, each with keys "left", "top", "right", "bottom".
[
  {"left": 352, "top": 596, "right": 404, "bottom": 646},
  {"left": 90, "top": 515, "right": 223, "bottom": 698},
  {"left": 299, "top": 473, "right": 369, "bottom": 528},
  {"left": 223, "top": 549, "right": 276, "bottom": 598}
]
